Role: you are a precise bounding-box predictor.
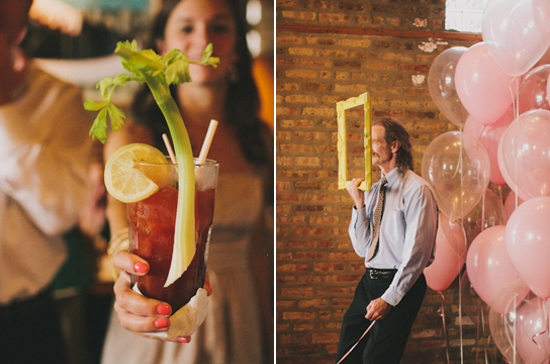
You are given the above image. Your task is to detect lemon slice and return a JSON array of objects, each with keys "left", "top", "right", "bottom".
[{"left": 104, "top": 143, "right": 169, "bottom": 203}]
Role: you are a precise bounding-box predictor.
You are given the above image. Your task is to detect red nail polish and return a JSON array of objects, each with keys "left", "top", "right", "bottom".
[
  {"left": 134, "top": 261, "right": 148, "bottom": 273},
  {"left": 156, "top": 304, "right": 171, "bottom": 316},
  {"left": 204, "top": 280, "right": 212, "bottom": 295},
  {"left": 178, "top": 337, "right": 190, "bottom": 343},
  {"left": 155, "top": 318, "right": 169, "bottom": 329}
]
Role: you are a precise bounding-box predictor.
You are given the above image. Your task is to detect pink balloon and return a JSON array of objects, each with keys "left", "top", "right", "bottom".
[
  {"left": 517, "top": 296, "right": 550, "bottom": 364},
  {"left": 428, "top": 47, "right": 469, "bottom": 127},
  {"left": 465, "top": 107, "right": 514, "bottom": 185},
  {"left": 501, "top": 109, "right": 550, "bottom": 198},
  {"left": 466, "top": 225, "right": 520, "bottom": 306},
  {"left": 482, "top": 0, "right": 550, "bottom": 77},
  {"left": 455, "top": 42, "right": 515, "bottom": 125},
  {"left": 421, "top": 131, "right": 490, "bottom": 220},
  {"left": 518, "top": 64, "right": 550, "bottom": 114},
  {"left": 504, "top": 190, "right": 525, "bottom": 220},
  {"left": 425, "top": 214, "right": 466, "bottom": 292},
  {"left": 463, "top": 115, "right": 484, "bottom": 140},
  {"left": 505, "top": 196, "right": 550, "bottom": 298},
  {"left": 497, "top": 132, "right": 531, "bottom": 201},
  {"left": 439, "top": 213, "right": 468, "bottom": 258}
]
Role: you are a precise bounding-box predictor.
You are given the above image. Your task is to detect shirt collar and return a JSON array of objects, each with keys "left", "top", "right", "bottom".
[{"left": 381, "top": 168, "right": 399, "bottom": 187}]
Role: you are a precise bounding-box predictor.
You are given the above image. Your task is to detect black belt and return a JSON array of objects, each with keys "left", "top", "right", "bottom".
[{"left": 367, "top": 268, "right": 397, "bottom": 280}]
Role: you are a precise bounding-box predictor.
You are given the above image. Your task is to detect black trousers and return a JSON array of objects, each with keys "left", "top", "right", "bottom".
[
  {"left": 0, "top": 289, "right": 68, "bottom": 364},
  {"left": 336, "top": 271, "right": 426, "bottom": 364}
]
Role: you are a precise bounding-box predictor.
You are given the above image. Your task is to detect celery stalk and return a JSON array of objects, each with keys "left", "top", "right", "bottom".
[{"left": 85, "top": 40, "right": 219, "bottom": 287}]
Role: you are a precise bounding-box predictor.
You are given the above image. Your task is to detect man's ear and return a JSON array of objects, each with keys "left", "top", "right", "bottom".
[{"left": 391, "top": 141, "right": 401, "bottom": 154}]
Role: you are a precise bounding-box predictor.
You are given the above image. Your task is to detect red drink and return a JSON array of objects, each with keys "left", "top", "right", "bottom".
[{"left": 127, "top": 159, "right": 218, "bottom": 311}]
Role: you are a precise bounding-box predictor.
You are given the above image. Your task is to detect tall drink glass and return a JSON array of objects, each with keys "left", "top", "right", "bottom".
[{"left": 127, "top": 158, "right": 218, "bottom": 311}]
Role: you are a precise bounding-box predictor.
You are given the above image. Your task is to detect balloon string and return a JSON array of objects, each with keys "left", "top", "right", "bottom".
[
  {"left": 500, "top": 293, "right": 517, "bottom": 363},
  {"left": 481, "top": 187, "right": 486, "bottom": 232},
  {"left": 437, "top": 292, "right": 451, "bottom": 364},
  {"left": 485, "top": 333, "right": 491, "bottom": 364},
  {"left": 508, "top": 77, "right": 520, "bottom": 211},
  {"left": 508, "top": 76, "right": 519, "bottom": 120},
  {"left": 458, "top": 273, "right": 464, "bottom": 364},
  {"left": 532, "top": 298, "right": 548, "bottom": 350},
  {"left": 455, "top": 131, "right": 464, "bottom": 218},
  {"left": 480, "top": 123, "right": 488, "bottom": 234},
  {"left": 513, "top": 292, "right": 517, "bottom": 364},
  {"left": 480, "top": 301, "right": 490, "bottom": 364},
  {"left": 453, "top": 133, "right": 463, "bottom": 179},
  {"left": 514, "top": 77, "right": 519, "bottom": 212},
  {"left": 496, "top": 184, "right": 503, "bottom": 205},
  {"left": 459, "top": 218, "right": 467, "bottom": 258},
  {"left": 475, "top": 296, "right": 480, "bottom": 363}
]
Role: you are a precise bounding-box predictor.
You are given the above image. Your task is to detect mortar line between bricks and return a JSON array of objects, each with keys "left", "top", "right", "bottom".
[{"left": 276, "top": 23, "right": 481, "bottom": 41}]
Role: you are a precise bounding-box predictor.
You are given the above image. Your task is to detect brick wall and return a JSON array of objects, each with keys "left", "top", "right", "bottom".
[{"left": 276, "top": 1, "right": 501, "bottom": 363}]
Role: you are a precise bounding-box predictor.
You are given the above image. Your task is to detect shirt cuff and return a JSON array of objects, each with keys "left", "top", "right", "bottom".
[
  {"left": 352, "top": 205, "right": 367, "bottom": 220},
  {"left": 381, "top": 287, "right": 404, "bottom": 307}
]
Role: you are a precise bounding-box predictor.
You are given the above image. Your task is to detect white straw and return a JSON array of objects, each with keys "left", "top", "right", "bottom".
[
  {"left": 162, "top": 133, "right": 177, "bottom": 164},
  {"left": 197, "top": 119, "right": 218, "bottom": 164}
]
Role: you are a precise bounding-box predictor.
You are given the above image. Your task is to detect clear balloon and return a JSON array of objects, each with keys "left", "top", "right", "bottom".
[
  {"left": 425, "top": 213, "right": 466, "bottom": 292},
  {"left": 455, "top": 42, "right": 515, "bottom": 125},
  {"left": 482, "top": 0, "right": 550, "bottom": 77},
  {"left": 462, "top": 188, "right": 507, "bottom": 244},
  {"left": 466, "top": 225, "right": 519, "bottom": 306},
  {"left": 428, "top": 47, "right": 469, "bottom": 127},
  {"left": 421, "top": 131, "right": 490, "bottom": 220},
  {"left": 518, "top": 64, "right": 550, "bottom": 114},
  {"left": 501, "top": 109, "right": 550, "bottom": 198},
  {"left": 505, "top": 196, "right": 550, "bottom": 298},
  {"left": 516, "top": 296, "right": 550, "bottom": 364},
  {"left": 489, "top": 280, "right": 533, "bottom": 363}
]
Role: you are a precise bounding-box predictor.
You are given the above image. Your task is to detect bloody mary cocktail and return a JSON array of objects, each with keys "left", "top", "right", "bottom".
[{"left": 127, "top": 158, "right": 218, "bottom": 311}]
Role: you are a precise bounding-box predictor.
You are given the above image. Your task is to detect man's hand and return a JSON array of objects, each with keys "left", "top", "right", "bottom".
[
  {"left": 346, "top": 178, "right": 365, "bottom": 210},
  {"left": 365, "top": 298, "right": 393, "bottom": 321}
]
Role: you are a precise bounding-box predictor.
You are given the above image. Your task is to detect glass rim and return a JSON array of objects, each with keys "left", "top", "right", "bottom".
[{"left": 135, "top": 157, "right": 219, "bottom": 168}]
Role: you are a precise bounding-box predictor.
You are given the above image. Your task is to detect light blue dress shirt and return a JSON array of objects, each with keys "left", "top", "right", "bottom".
[{"left": 349, "top": 168, "right": 438, "bottom": 307}]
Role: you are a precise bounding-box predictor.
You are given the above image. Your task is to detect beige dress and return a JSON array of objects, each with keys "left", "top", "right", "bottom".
[{"left": 101, "top": 173, "right": 265, "bottom": 364}]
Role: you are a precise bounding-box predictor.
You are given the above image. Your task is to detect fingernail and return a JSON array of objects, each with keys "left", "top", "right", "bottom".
[
  {"left": 134, "top": 261, "right": 148, "bottom": 274},
  {"left": 156, "top": 304, "right": 171, "bottom": 316},
  {"left": 204, "top": 280, "right": 212, "bottom": 293},
  {"left": 178, "top": 337, "right": 190, "bottom": 343},
  {"left": 155, "top": 318, "right": 169, "bottom": 329}
]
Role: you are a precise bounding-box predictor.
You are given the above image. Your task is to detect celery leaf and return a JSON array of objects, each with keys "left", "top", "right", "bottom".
[{"left": 107, "top": 103, "right": 126, "bottom": 131}]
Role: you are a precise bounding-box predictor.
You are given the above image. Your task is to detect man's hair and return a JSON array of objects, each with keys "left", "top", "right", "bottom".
[{"left": 373, "top": 117, "right": 413, "bottom": 174}]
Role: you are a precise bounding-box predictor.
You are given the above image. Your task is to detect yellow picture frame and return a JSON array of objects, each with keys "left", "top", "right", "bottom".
[{"left": 336, "top": 92, "right": 372, "bottom": 191}]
